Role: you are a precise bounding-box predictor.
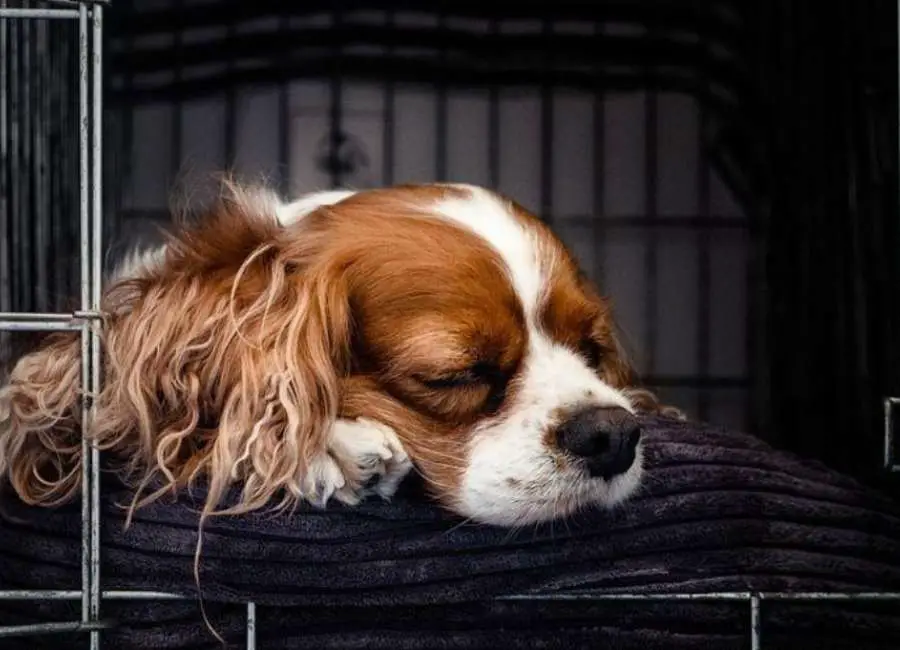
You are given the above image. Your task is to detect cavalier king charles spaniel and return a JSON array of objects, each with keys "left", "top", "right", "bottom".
[{"left": 0, "top": 181, "right": 681, "bottom": 527}]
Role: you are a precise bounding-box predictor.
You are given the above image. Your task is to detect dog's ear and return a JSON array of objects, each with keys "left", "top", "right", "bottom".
[
  {"left": 0, "top": 331, "right": 84, "bottom": 508},
  {"left": 94, "top": 197, "right": 356, "bottom": 519}
]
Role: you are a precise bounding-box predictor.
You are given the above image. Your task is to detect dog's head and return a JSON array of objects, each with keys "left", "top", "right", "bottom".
[{"left": 94, "top": 182, "right": 670, "bottom": 525}]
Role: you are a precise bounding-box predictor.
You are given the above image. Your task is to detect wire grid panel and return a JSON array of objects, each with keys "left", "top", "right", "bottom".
[
  {"left": 108, "top": 7, "right": 753, "bottom": 435},
  {"left": 0, "top": 3, "right": 898, "bottom": 649},
  {"left": 0, "top": 0, "right": 106, "bottom": 642}
]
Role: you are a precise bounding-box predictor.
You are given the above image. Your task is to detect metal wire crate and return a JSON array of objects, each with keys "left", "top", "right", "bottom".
[{"left": 1, "top": 2, "right": 900, "bottom": 649}]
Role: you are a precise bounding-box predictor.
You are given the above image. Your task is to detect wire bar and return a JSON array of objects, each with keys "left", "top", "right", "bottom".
[
  {"left": 89, "top": 8, "right": 103, "bottom": 650},
  {"left": 0, "top": 590, "right": 189, "bottom": 601},
  {"left": 0, "top": 9, "right": 79, "bottom": 19},
  {"left": 884, "top": 396, "right": 900, "bottom": 471},
  {"left": 5, "top": 589, "right": 898, "bottom": 602},
  {"left": 77, "top": 7, "right": 92, "bottom": 643},
  {"left": 246, "top": 602, "right": 257, "bottom": 650},
  {"left": 0, "top": 2, "right": 8, "bottom": 334},
  {"left": 0, "top": 620, "right": 112, "bottom": 638},
  {"left": 760, "top": 592, "right": 900, "bottom": 601},
  {"left": 0, "top": 311, "right": 103, "bottom": 332},
  {"left": 0, "top": 588, "right": 895, "bottom": 649},
  {"left": 0, "top": 311, "right": 91, "bottom": 320},
  {"left": 750, "top": 594, "right": 761, "bottom": 650},
  {"left": 0, "top": 319, "right": 83, "bottom": 331},
  {"left": 497, "top": 591, "right": 900, "bottom": 601}
]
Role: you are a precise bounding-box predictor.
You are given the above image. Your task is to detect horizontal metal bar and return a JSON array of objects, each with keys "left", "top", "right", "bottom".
[
  {"left": 0, "top": 590, "right": 188, "bottom": 601},
  {"left": 0, "top": 311, "right": 94, "bottom": 321},
  {"left": 760, "top": 592, "right": 900, "bottom": 601},
  {"left": 0, "top": 9, "right": 79, "bottom": 19},
  {"left": 0, "top": 620, "right": 111, "bottom": 638},
  {"left": 0, "top": 320, "right": 84, "bottom": 332},
  {"left": 498, "top": 591, "right": 900, "bottom": 602},
  {"left": 499, "top": 592, "right": 755, "bottom": 601},
  {"left": 42, "top": 1, "right": 112, "bottom": 6},
  {"left": 3, "top": 589, "right": 899, "bottom": 604},
  {"left": 0, "top": 311, "right": 101, "bottom": 332}
]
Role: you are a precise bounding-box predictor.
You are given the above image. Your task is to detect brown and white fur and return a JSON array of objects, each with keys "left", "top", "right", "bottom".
[{"left": 0, "top": 181, "right": 681, "bottom": 528}]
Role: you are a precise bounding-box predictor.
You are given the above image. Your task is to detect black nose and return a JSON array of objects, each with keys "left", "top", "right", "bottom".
[{"left": 556, "top": 406, "right": 642, "bottom": 480}]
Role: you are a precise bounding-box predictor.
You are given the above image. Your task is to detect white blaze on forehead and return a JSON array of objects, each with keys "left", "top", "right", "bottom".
[
  {"left": 277, "top": 189, "right": 358, "bottom": 225},
  {"left": 431, "top": 185, "right": 551, "bottom": 316},
  {"left": 429, "top": 185, "right": 641, "bottom": 526}
]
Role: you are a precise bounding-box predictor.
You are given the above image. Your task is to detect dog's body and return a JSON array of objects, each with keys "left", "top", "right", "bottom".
[{"left": 0, "top": 182, "right": 680, "bottom": 527}]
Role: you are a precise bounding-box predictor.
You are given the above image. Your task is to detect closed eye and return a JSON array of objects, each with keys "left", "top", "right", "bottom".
[
  {"left": 416, "top": 361, "right": 503, "bottom": 390},
  {"left": 416, "top": 362, "right": 510, "bottom": 415},
  {"left": 419, "top": 373, "right": 480, "bottom": 389}
]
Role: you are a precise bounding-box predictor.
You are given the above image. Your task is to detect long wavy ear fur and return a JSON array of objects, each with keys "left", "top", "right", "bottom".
[
  {"left": 0, "top": 183, "right": 354, "bottom": 520},
  {"left": 0, "top": 332, "right": 83, "bottom": 506}
]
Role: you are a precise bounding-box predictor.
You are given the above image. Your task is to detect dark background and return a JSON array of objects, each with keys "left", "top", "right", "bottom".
[{"left": 2, "top": 0, "right": 900, "bottom": 498}]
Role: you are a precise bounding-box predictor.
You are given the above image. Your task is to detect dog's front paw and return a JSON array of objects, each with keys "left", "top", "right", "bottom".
[
  {"left": 351, "top": 418, "right": 413, "bottom": 500},
  {"left": 303, "top": 418, "right": 412, "bottom": 508}
]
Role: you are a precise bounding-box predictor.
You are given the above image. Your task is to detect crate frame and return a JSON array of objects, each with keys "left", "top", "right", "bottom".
[{"left": 1, "top": 2, "right": 900, "bottom": 649}]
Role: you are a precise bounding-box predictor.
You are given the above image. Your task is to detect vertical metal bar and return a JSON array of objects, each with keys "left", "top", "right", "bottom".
[
  {"left": 61, "top": 15, "right": 75, "bottom": 305},
  {"left": 750, "top": 594, "right": 761, "bottom": 650},
  {"left": 0, "top": 1, "right": 9, "bottom": 343},
  {"left": 223, "top": 7, "right": 236, "bottom": 168},
  {"left": 33, "top": 15, "right": 48, "bottom": 313},
  {"left": 591, "top": 22, "right": 606, "bottom": 288},
  {"left": 90, "top": 7, "right": 104, "bottom": 649},
  {"left": 10, "top": 15, "right": 21, "bottom": 312},
  {"left": 77, "top": 2, "right": 92, "bottom": 631},
  {"left": 277, "top": 10, "right": 290, "bottom": 195},
  {"left": 697, "top": 86, "right": 711, "bottom": 421},
  {"left": 48, "top": 15, "right": 58, "bottom": 307},
  {"left": 644, "top": 37, "right": 659, "bottom": 375},
  {"left": 328, "top": 6, "right": 344, "bottom": 189},
  {"left": 21, "top": 14, "right": 33, "bottom": 312},
  {"left": 170, "top": 0, "right": 183, "bottom": 183},
  {"left": 382, "top": 10, "right": 395, "bottom": 186},
  {"left": 884, "top": 397, "right": 900, "bottom": 470},
  {"left": 112, "top": 0, "right": 135, "bottom": 259},
  {"left": 539, "top": 18, "right": 554, "bottom": 225},
  {"left": 487, "top": 19, "right": 500, "bottom": 188},
  {"left": 43, "top": 15, "right": 53, "bottom": 308},
  {"left": 22, "top": 14, "right": 32, "bottom": 312},
  {"left": 435, "top": 10, "right": 448, "bottom": 182},
  {"left": 246, "top": 602, "right": 257, "bottom": 650},
  {"left": 48, "top": 18, "right": 61, "bottom": 308},
  {"left": 22, "top": 14, "right": 36, "bottom": 311}
]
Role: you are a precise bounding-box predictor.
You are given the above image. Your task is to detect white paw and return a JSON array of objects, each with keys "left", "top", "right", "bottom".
[
  {"left": 297, "top": 452, "right": 348, "bottom": 508},
  {"left": 302, "top": 418, "right": 413, "bottom": 508}
]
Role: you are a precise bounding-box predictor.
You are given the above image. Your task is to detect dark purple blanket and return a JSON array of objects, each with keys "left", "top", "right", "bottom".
[{"left": 2, "top": 416, "right": 900, "bottom": 649}]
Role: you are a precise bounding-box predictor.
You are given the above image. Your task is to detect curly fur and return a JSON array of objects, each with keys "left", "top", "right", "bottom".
[{"left": 0, "top": 184, "right": 359, "bottom": 523}]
